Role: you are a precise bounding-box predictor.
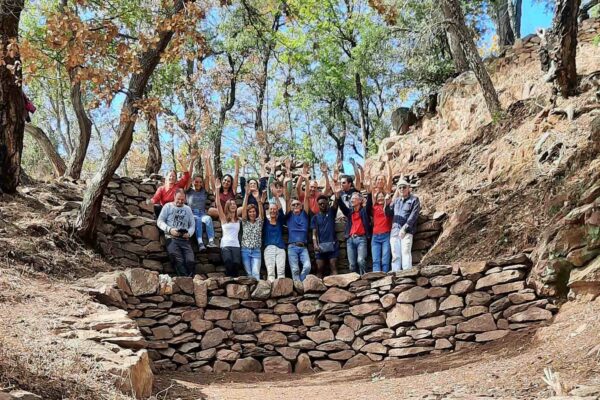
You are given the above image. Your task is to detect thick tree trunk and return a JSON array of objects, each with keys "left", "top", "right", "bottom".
[
  {"left": 547, "top": 0, "right": 582, "bottom": 98},
  {"left": 354, "top": 73, "right": 370, "bottom": 155},
  {"left": 0, "top": 0, "right": 26, "bottom": 193},
  {"left": 508, "top": 0, "right": 523, "bottom": 39},
  {"left": 76, "top": 0, "right": 186, "bottom": 240},
  {"left": 144, "top": 114, "right": 162, "bottom": 175},
  {"left": 213, "top": 55, "right": 238, "bottom": 180},
  {"left": 25, "top": 123, "right": 66, "bottom": 177},
  {"left": 64, "top": 73, "right": 92, "bottom": 179},
  {"left": 441, "top": 0, "right": 503, "bottom": 117},
  {"left": 492, "top": 0, "right": 516, "bottom": 46},
  {"left": 445, "top": 29, "right": 469, "bottom": 73}
]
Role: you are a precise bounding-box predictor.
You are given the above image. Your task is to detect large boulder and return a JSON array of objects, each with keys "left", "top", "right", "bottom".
[{"left": 125, "top": 269, "right": 159, "bottom": 296}]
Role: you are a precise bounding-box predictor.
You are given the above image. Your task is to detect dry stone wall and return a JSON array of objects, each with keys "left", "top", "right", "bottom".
[
  {"left": 92, "top": 254, "right": 556, "bottom": 374},
  {"left": 96, "top": 176, "right": 444, "bottom": 275}
]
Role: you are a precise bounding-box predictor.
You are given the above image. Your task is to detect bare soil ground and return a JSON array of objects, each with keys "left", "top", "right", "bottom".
[{"left": 154, "top": 299, "right": 600, "bottom": 400}]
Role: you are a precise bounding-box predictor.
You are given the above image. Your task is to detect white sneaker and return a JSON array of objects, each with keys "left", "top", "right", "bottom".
[
  {"left": 198, "top": 243, "right": 206, "bottom": 251},
  {"left": 207, "top": 240, "right": 217, "bottom": 248}
]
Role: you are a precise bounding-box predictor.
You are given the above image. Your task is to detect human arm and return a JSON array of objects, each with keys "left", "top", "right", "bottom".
[
  {"left": 384, "top": 198, "right": 395, "bottom": 217},
  {"left": 232, "top": 155, "right": 240, "bottom": 194},
  {"left": 258, "top": 191, "right": 266, "bottom": 220},
  {"left": 214, "top": 179, "right": 226, "bottom": 223},
  {"left": 336, "top": 189, "right": 350, "bottom": 217},
  {"left": 151, "top": 186, "right": 164, "bottom": 205},
  {"left": 351, "top": 158, "right": 362, "bottom": 191},
  {"left": 320, "top": 163, "right": 333, "bottom": 196},
  {"left": 296, "top": 162, "right": 308, "bottom": 198},
  {"left": 157, "top": 204, "right": 179, "bottom": 237},
  {"left": 284, "top": 174, "right": 292, "bottom": 213},
  {"left": 302, "top": 173, "right": 311, "bottom": 214},
  {"left": 241, "top": 184, "right": 249, "bottom": 221},
  {"left": 311, "top": 217, "right": 320, "bottom": 251}
]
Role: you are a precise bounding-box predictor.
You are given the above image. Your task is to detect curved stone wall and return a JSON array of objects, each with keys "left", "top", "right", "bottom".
[
  {"left": 92, "top": 254, "right": 556, "bottom": 374},
  {"left": 95, "top": 176, "right": 445, "bottom": 275}
]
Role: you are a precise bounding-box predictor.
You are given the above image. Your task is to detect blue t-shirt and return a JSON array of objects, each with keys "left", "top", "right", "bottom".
[
  {"left": 186, "top": 188, "right": 208, "bottom": 212},
  {"left": 263, "top": 210, "right": 286, "bottom": 249},
  {"left": 287, "top": 210, "right": 309, "bottom": 244},
  {"left": 311, "top": 205, "right": 338, "bottom": 243}
]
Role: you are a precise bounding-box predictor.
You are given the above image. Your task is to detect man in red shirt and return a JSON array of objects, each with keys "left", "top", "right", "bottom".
[
  {"left": 151, "top": 152, "right": 196, "bottom": 218},
  {"left": 337, "top": 190, "right": 372, "bottom": 275}
]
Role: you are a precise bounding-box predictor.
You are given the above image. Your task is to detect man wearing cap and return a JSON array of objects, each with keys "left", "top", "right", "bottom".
[{"left": 386, "top": 178, "right": 421, "bottom": 271}]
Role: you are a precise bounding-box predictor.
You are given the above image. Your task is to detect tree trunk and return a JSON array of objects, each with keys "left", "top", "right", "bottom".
[
  {"left": 213, "top": 55, "right": 238, "bottom": 180},
  {"left": 76, "top": 0, "right": 186, "bottom": 240},
  {"left": 507, "top": 0, "right": 523, "bottom": 39},
  {"left": 441, "top": 0, "right": 503, "bottom": 117},
  {"left": 354, "top": 72, "right": 370, "bottom": 155},
  {"left": 25, "top": 123, "right": 66, "bottom": 177},
  {"left": 547, "top": 0, "right": 582, "bottom": 98},
  {"left": 64, "top": 72, "right": 92, "bottom": 179},
  {"left": 492, "top": 0, "right": 516, "bottom": 46},
  {"left": 144, "top": 114, "right": 162, "bottom": 175},
  {"left": 0, "top": 0, "right": 26, "bottom": 193},
  {"left": 445, "top": 28, "right": 469, "bottom": 73}
]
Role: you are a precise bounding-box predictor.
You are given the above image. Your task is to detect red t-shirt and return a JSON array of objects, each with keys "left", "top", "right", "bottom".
[
  {"left": 299, "top": 191, "right": 321, "bottom": 215},
  {"left": 349, "top": 211, "right": 366, "bottom": 236},
  {"left": 219, "top": 190, "right": 236, "bottom": 208},
  {"left": 373, "top": 204, "right": 392, "bottom": 234},
  {"left": 151, "top": 172, "right": 190, "bottom": 205}
]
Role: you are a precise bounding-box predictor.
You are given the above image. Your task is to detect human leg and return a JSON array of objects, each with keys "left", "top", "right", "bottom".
[
  {"left": 329, "top": 257, "right": 338, "bottom": 275},
  {"left": 299, "top": 248, "right": 312, "bottom": 281},
  {"left": 201, "top": 214, "right": 215, "bottom": 242},
  {"left": 250, "top": 248, "right": 261, "bottom": 280},
  {"left": 241, "top": 247, "right": 253, "bottom": 276},
  {"left": 180, "top": 240, "right": 196, "bottom": 277},
  {"left": 400, "top": 233, "right": 414, "bottom": 270},
  {"left": 167, "top": 239, "right": 185, "bottom": 276},
  {"left": 356, "top": 236, "right": 368, "bottom": 275},
  {"left": 346, "top": 237, "right": 358, "bottom": 273},
  {"left": 288, "top": 245, "right": 301, "bottom": 281},
  {"left": 154, "top": 204, "right": 163, "bottom": 219},
  {"left": 371, "top": 234, "right": 383, "bottom": 273},
  {"left": 231, "top": 247, "right": 242, "bottom": 277},
  {"left": 390, "top": 235, "right": 402, "bottom": 272},
  {"left": 264, "top": 245, "right": 277, "bottom": 281},
  {"left": 192, "top": 210, "right": 205, "bottom": 247},
  {"left": 221, "top": 247, "right": 236, "bottom": 277},
  {"left": 275, "top": 247, "right": 286, "bottom": 279},
  {"left": 315, "top": 258, "right": 326, "bottom": 278},
  {"left": 381, "top": 232, "right": 391, "bottom": 273}
]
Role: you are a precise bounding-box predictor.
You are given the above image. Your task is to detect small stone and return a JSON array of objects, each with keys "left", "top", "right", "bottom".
[
  {"left": 314, "top": 360, "right": 342, "bottom": 371},
  {"left": 492, "top": 281, "right": 525, "bottom": 295},
  {"left": 475, "top": 330, "right": 509, "bottom": 342},
  {"left": 151, "top": 325, "right": 173, "bottom": 340},
  {"left": 297, "top": 300, "right": 323, "bottom": 314},
  {"left": 204, "top": 309, "right": 229, "bottom": 321},
  {"left": 323, "top": 273, "right": 361, "bottom": 288},
  {"left": 406, "top": 329, "right": 431, "bottom": 339},
  {"left": 271, "top": 278, "right": 294, "bottom": 297},
  {"left": 350, "top": 302, "right": 383, "bottom": 317},
  {"left": 428, "top": 287, "right": 448, "bottom": 298},
  {"left": 360, "top": 342, "right": 387, "bottom": 354},
  {"left": 276, "top": 346, "right": 300, "bottom": 361},
  {"left": 232, "top": 357, "right": 262, "bottom": 372},
  {"left": 386, "top": 304, "right": 418, "bottom": 328},
  {"left": 382, "top": 337, "right": 413, "bottom": 348},
  {"left": 430, "top": 274, "right": 461, "bottom": 286},
  {"left": 289, "top": 339, "right": 316, "bottom": 350},
  {"left": 450, "top": 280, "right": 474, "bottom": 295},
  {"left": 200, "top": 328, "right": 227, "bottom": 349},
  {"left": 414, "top": 299, "right": 438, "bottom": 317},
  {"left": 439, "top": 295, "right": 464, "bottom": 310},
  {"left": 196, "top": 348, "right": 217, "bottom": 360},
  {"left": 397, "top": 286, "right": 428, "bottom": 303},
  {"left": 320, "top": 287, "right": 356, "bottom": 303},
  {"left": 457, "top": 313, "right": 497, "bottom": 333},
  {"left": 415, "top": 315, "right": 445, "bottom": 329},
  {"left": 226, "top": 284, "right": 251, "bottom": 299},
  {"left": 209, "top": 296, "right": 240, "bottom": 309},
  {"left": 475, "top": 270, "right": 524, "bottom": 290},
  {"left": 328, "top": 350, "right": 355, "bottom": 360},
  {"left": 336, "top": 324, "right": 355, "bottom": 342},
  {"left": 435, "top": 339, "right": 453, "bottom": 350},
  {"left": 344, "top": 315, "right": 362, "bottom": 331},
  {"left": 419, "top": 265, "right": 452, "bottom": 277},
  {"left": 252, "top": 280, "right": 272, "bottom": 299},
  {"left": 193, "top": 276, "right": 208, "bottom": 307},
  {"left": 388, "top": 347, "right": 433, "bottom": 357},
  {"left": 230, "top": 308, "right": 257, "bottom": 323},
  {"left": 380, "top": 293, "right": 397, "bottom": 309},
  {"left": 125, "top": 268, "right": 159, "bottom": 296},
  {"left": 432, "top": 325, "right": 456, "bottom": 338},
  {"left": 364, "top": 328, "right": 394, "bottom": 342},
  {"left": 303, "top": 275, "right": 327, "bottom": 292},
  {"left": 508, "top": 307, "right": 552, "bottom": 323},
  {"left": 307, "top": 329, "right": 335, "bottom": 344},
  {"left": 213, "top": 360, "right": 231, "bottom": 373},
  {"left": 344, "top": 354, "right": 372, "bottom": 369},
  {"left": 457, "top": 261, "right": 488, "bottom": 277},
  {"left": 371, "top": 276, "right": 393, "bottom": 288},
  {"left": 466, "top": 291, "right": 491, "bottom": 306},
  {"left": 257, "top": 331, "right": 288, "bottom": 346},
  {"left": 295, "top": 353, "right": 312, "bottom": 373},
  {"left": 263, "top": 356, "right": 292, "bottom": 373},
  {"left": 217, "top": 349, "right": 241, "bottom": 361},
  {"left": 462, "top": 306, "right": 488, "bottom": 318},
  {"left": 508, "top": 291, "right": 536, "bottom": 304}
]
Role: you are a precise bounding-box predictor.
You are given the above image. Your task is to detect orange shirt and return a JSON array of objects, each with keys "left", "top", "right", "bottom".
[
  {"left": 151, "top": 172, "right": 190, "bottom": 205},
  {"left": 349, "top": 211, "right": 366, "bottom": 236},
  {"left": 299, "top": 191, "right": 321, "bottom": 214}
]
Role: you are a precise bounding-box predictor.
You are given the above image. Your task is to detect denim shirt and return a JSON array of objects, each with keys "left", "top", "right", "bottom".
[
  {"left": 338, "top": 197, "right": 372, "bottom": 239},
  {"left": 385, "top": 194, "right": 421, "bottom": 236}
]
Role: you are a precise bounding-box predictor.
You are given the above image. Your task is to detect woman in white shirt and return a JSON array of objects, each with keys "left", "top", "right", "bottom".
[{"left": 215, "top": 179, "right": 241, "bottom": 277}]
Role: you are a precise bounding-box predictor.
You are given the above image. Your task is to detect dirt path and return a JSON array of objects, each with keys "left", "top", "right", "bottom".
[{"left": 154, "top": 300, "right": 600, "bottom": 400}]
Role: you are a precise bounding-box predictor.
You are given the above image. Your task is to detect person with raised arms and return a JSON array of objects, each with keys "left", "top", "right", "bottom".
[
  {"left": 287, "top": 170, "right": 313, "bottom": 281},
  {"left": 151, "top": 151, "right": 197, "bottom": 218},
  {"left": 240, "top": 184, "right": 265, "bottom": 280},
  {"left": 185, "top": 154, "right": 216, "bottom": 251},
  {"left": 213, "top": 177, "right": 242, "bottom": 277}
]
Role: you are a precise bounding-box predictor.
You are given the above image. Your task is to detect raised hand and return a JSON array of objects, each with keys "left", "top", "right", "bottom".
[
  {"left": 285, "top": 158, "right": 292, "bottom": 172},
  {"left": 302, "top": 162, "right": 309, "bottom": 176},
  {"left": 320, "top": 162, "right": 328, "bottom": 174},
  {"left": 260, "top": 190, "right": 267, "bottom": 204},
  {"left": 215, "top": 178, "right": 222, "bottom": 191}
]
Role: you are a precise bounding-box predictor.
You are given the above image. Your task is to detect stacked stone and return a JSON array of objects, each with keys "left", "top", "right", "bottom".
[
  {"left": 96, "top": 176, "right": 444, "bottom": 275},
  {"left": 95, "top": 254, "right": 555, "bottom": 374}
]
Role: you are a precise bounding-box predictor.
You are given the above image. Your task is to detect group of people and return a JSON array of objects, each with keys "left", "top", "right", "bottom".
[{"left": 152, "top": 151, "right": 421, "bottom": 282}]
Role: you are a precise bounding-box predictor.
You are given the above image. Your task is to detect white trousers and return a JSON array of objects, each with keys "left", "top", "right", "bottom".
[
  {"left": 264, "top": 245, "right": 286, "bottom": 281},
  {"left": 391, "top": 233, "right": 414, "bottom": 271}
]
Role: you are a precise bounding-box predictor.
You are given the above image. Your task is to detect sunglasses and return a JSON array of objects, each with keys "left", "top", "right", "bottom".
[
  {"left": 399, "top": 186, "right": 408, "bottom": 189},
  {"left": 292, "top": 203, "right": 302, "bottom": 207}
]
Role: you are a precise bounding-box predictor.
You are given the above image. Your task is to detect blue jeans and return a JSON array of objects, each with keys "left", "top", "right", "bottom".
[
  {"left": 347, "top": 235, "right": 368, "bottom": 275},
  {"left": 371, "top": 232, "right": 391, "bottom": 273},
  {"left": 288, "top": 245, "right": 311, "bottom": 281},
  {"left": 192, "top": 209, "right": 214, "bottom": 244},
  {"left": 241, "top": 247, "right": 261, "bottom": 280}
]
